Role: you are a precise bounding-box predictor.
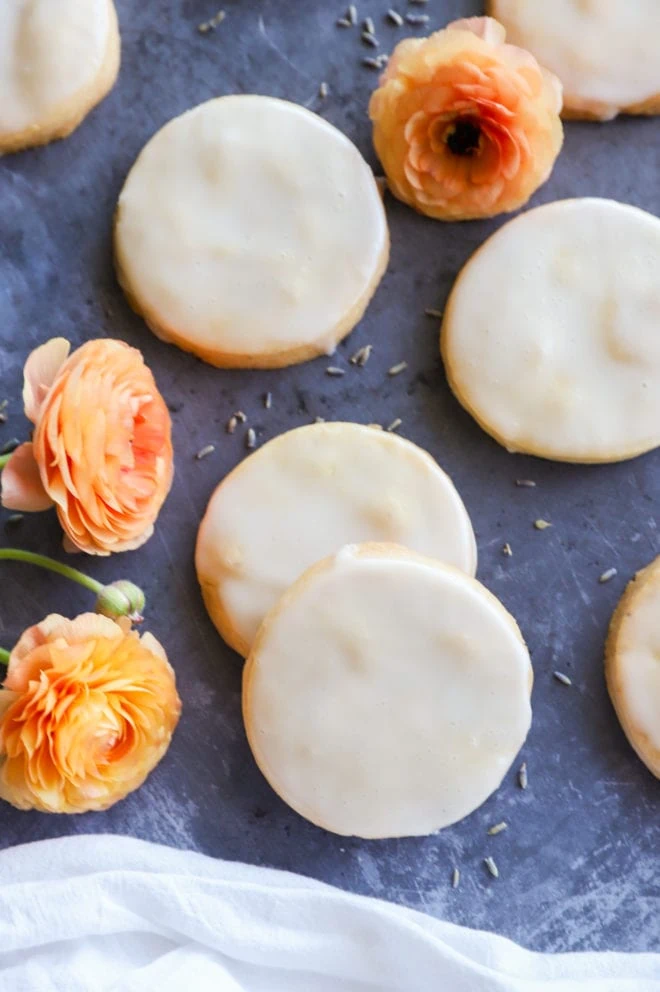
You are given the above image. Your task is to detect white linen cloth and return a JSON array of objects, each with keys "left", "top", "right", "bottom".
[{"left": 0, "top": 835, "right": 657, "bottom": 992}]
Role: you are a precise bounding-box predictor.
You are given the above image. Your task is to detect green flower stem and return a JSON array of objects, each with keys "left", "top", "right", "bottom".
[
  {"left": 0, "top": 549, "right": 104, "bottom": 596},
  {"left": 0, "top": 552, "right": 145, "bottom": 666},
  {"left": 0, "top": 549, "right": 146, "bottom": 622},
  {"left": 0, "top": 453, "right": 12, "bottom": 470}
]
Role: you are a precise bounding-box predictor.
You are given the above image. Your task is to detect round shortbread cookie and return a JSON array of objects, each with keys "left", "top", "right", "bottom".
[
  {"left": 488, "top": 0, "right": 660, "bottom": 121},
  {"left": 244, "top": 543, "right": 532, "bottom": 838},
  {"left": 442, "top": 199, "right": 660, "bottom": 464},
  {"left": 606, "top": 556, "right": 660, "bottom": 779},
  {"left": 196, "top": 422, "right": 477, "bottom": 657},
  {"left": 115, "top": 96, "right": 389, "bottom": 369},
  {"left": 0, "top": 0, "right": 120, "bottom": 154}
]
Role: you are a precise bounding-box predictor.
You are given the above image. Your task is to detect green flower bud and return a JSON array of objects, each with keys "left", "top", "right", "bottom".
[{"left": 95, "top": 580, "right": 146, "bottom": 622}]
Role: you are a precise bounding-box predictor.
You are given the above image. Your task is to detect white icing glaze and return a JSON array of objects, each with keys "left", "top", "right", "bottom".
[
  {"left": 0, "top": 0, "right": 111, "bottom": 135},
  {"left": 491, "top": 0, "right": 660, "bottom": 119},
  {"left": 115, "top": 96, "right": 388, "bottom": 365},
  {"left": 244, "top": 544, "right": 532, "bottom": 838},
  {"left": 196, "top": 422, "right": 477, "bottom": 655},
  {"left": 610, "top": 560, "right": 660, "bottom": 773},
  {"left": 443, "top": 199, "right": 660, "bottom": 463}
]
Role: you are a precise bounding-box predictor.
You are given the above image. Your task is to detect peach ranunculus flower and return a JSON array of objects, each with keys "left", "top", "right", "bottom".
[
  {"left": 0, "top": 613, "right": 181, "bottom": 813},
  {"left": 369, "top": 17, "right": 563, "bottom": 221},
  {"left": 1, "top": 338, "right": 173, "bottom": 555}
]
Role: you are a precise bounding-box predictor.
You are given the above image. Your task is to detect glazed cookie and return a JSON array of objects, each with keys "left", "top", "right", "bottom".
[
  {"left": 488, "top": 0, "right": 660, "bottom": 121},
  {"left": 606, "top": 556, "right": 660, "bottom": 779},
  {"left": 442, "top": 199, "right": 660, "bottom": 464},
  {"left": 244, "top": 543, "right": 532, "bottom": 838},
  {"left": 196, "top": 422, "right": 477, "bottom": 656},
  {"left": 115, "top": 96, "right": 389, "bottom": 369},
  {"left": 0, "top": 0, "right": 120, "bottom": 154}
]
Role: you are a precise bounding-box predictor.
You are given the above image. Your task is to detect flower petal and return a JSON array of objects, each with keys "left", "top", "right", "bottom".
[
  {"left": 404, "top": 109, "right": 428, "bottom": 143},
  {"left": 62, "top": 533, "right": 86, "bottom": 555},
  {"left": 448, "top": 17, "right": 506, "bottom": 46},
  {"left": 0, "top": 612, "right": 180, "bottom": 813},
  {"left": 23, "top": 338, "right": 71, "bottom": 425},
  {"left": 541, "top": 68, "right": 564, "bottom": 116},
  {"left": 370, "top": 13, "right": 563, "bottom": 220},
  {"left": 0, "top": 690, "right": 19, "bottom": 721},
  {"left": 27, "top": 339, "right": 172, "bottom": 556},
  {"left": 1, "top": 443, "right": 53, "bottom": 512}
]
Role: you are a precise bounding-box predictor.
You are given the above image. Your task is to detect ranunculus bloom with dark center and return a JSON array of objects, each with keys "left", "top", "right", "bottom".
[
  {"left": 1, "top": 338, "right": 173, "bottom": 555},
  {"left": 369, "top": 17, "right": 563, "bottom": 221},
  {"left": 0, "top": 613, "right": 181, "bottom": 813}
]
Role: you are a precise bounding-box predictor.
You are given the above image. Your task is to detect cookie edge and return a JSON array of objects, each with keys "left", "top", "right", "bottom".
[
  {"left": 605, "top": 555, "right": 660, "bottom": 779},
  {"left": 242, "top": 541, "right": 532, "bottom": 838},
  {"left": 485, "top": 0, "right": 660, "bottom": 121},
  {"left": 113, "top": 97, "right": 390, "bottom": 369},
  {"left": 0, "top": 0, "right": 121, "bottom": 155},
  {"left": 440, "top": 198, "right": 660, "bottom": 464},
  {"left": 195, "top": 422, "right": 479, "bottom": 658}
]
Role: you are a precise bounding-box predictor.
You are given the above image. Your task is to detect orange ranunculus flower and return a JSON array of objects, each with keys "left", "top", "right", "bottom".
[
  {"left": 0, "top": 613, "right": 181, "bottom": 813},
  {"left": 369, "top": 16, "right": 563, "bottom": 221},
  {"left": 1, "top": 338, "right": 173, "bottom": 555}
]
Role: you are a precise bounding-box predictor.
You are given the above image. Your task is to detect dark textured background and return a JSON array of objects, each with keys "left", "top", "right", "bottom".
[{"left": 1, "top": 0, "right": 658, "bottom": 956}]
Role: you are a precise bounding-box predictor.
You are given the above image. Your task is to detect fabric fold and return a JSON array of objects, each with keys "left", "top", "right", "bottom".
[{"left": 0, "top": 835, "right": 657, "bottom": 992}]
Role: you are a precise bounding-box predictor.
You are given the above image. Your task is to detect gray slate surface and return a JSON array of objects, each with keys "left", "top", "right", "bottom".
[{"left": 0, "top": 0, "right": 658, "bottom": 957}]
